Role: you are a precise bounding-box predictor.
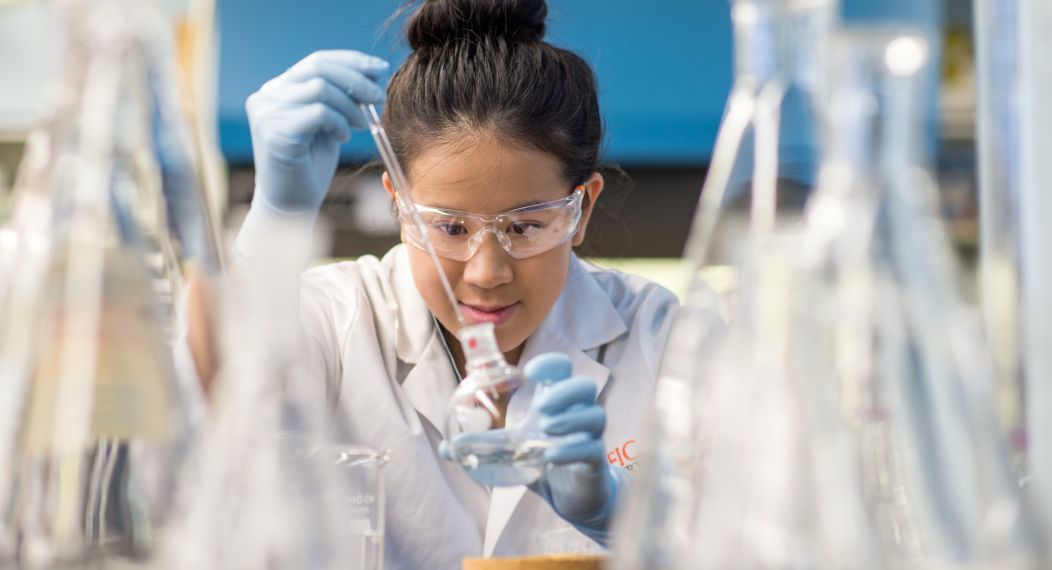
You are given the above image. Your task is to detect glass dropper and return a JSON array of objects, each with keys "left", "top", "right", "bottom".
[{"left": 358, "top": 103, "right": 468, "bottom": 330}]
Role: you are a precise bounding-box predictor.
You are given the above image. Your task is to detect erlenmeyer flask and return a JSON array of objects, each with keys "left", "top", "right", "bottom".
[
  {"left": 165, "top": 217, "right": 364, "bottom": 570},
  {"left": 0, "top": 2, "right": 195, "bottom": 566},
  {"left": 681, "top": 240, "right": 883, "bottom": 569},
  {"left": 691, "top": 0, "right": 836, "bottom": 274},
  {"left": 607, "top": 280, "right": 725, "bottom": 570},
  {"left": 805, "top": 28, "right": 1042, "bottom": 568},
  {"left": 610, "top": 2, "right": 837, "bottom": 568}
]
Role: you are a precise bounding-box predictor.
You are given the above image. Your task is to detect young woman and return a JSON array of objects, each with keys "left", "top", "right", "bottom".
[{"left": 234, "top": 0, "right": 677, "bottom": 566}]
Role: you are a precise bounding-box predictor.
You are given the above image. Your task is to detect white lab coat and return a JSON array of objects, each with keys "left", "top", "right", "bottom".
[{"left": 297, "top": 244, "right": 677, "bottom": 569}]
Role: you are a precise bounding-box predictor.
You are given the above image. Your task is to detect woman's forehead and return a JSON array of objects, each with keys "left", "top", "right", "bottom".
[{"left": 406, "top": 136, "right": 570, "bottom": 213}]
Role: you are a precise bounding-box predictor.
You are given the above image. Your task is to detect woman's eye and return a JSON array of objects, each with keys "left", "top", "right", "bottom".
[
  {"left": 435, "top": 223, "right": 469, "bottom": 237},
  {"left": 507, "top": 222, "right": 542, "bottom": 236}
]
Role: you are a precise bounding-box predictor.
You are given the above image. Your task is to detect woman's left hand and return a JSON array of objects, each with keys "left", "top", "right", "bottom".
[{"left": 523, "top": 353, "right": 628, "bottom": 546}]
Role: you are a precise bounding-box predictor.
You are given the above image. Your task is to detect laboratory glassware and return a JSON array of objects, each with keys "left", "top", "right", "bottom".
[
  {"left": 974, "top": 0, "right": 1052, "bottom": 514},
  {"left": 165, "top": 215, "right": 362, "bottom": 570},
  {"left": 995, "top": 0, "right": 1052, "bottom": 540},
  {"left": 444, "top": 323, "right": 554, "bottom": 486},
  {"left": 296, "top": 441, "right": 390, "bottom": 570},
  {"left": 610, "top": 1, "right": 838, "bottom": 567},
  {"left": 686, "top": 0, "right": 837, "bottom": 273},
  {"left": 682, "top": 240, "right": 883, "bottom": 569},
  {"left": 805, "top": 28, "right": 1041, "bottom": 568},
  {"left": 973, "top": 0, "right": 1027, "bottom": 469},
  {"left": 0, "top": 1, "right": 199, "bottom": 565},
  {"left": 359, "top": 103, "right": 467, "bottom": 329}
]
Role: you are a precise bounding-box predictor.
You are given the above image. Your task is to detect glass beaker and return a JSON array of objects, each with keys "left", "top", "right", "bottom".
[{"left": 302, "top": 443, "right": 390, "bottom": 570}]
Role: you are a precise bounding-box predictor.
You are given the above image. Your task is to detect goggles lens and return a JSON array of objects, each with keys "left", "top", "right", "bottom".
[{"left": 398, "top": 188, "right": 584, "bottom": 261}]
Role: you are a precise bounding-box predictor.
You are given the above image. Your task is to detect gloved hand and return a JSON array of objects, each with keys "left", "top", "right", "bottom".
[
  {"left": 523, "top": 353, "right": 629, "bottom": 546},
  {"left": 245, "top": 50, "right": 388, "bottom": 216}
]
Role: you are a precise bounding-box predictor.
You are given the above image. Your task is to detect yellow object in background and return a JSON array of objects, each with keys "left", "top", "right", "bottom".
[{"left": 588, "top": 257, "right": 737, "bottom": 322}]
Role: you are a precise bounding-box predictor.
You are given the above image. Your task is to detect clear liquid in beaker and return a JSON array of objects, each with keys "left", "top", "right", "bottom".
[{"left": 349, "top": 529, "right": 383, "bottom": 570}]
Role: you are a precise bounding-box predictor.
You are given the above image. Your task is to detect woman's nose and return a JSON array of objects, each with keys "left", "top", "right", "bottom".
[{"left": 462, "top": 232, "right": 513, "bottom": 289}]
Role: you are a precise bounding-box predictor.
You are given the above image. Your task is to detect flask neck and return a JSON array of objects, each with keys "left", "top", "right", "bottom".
[
  {"left": 731, "top": 0, "right": 836, "bottom": 89},
  {"left": 465, "top": 353, "right": 510, "bottom": 376},
  {"left": 823, "top": 33, "right": 929, "bottom": 183}
]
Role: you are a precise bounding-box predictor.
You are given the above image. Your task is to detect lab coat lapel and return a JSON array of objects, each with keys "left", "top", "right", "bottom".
[
  {"left": 400, "top": 332, "right": 458, "bottom": 438},
  {"left": 388, "top": 246, "right": 458, "bottom": 437},
  {"left": 523, "top": 255, "right": 627, "bottom": 396},
  {"left": 483, "top": 255, "right": 627, "bottom": 555}
]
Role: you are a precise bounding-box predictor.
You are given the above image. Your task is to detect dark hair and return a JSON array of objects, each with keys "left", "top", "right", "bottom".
[{"left": 383, "top": 0, "right": 602, "bottom": 186}]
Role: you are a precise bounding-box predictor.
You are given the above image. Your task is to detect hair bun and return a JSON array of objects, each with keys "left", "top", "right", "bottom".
[{"left": 407, "top": 0, "right": 547, "bottom": 50}]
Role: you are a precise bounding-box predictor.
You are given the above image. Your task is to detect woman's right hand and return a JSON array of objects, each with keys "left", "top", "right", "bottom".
[{"left": 246, "top": 50, "right": 389, "bottom": 216}]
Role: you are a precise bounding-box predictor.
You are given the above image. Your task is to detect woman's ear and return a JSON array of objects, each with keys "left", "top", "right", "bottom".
[
  {"left": 572, "top": 171, "right": 605, "bottom": 247},
  {"left": 382, "top": 171, "right": 405, "bottom": 241},
  {"left": 381, "top": 171, "right": 396, "bottom": 199}
]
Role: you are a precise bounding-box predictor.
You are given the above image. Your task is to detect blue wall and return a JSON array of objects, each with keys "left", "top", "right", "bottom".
[{"left": 217, "top": 0, "right": 939, "bottom": 166}]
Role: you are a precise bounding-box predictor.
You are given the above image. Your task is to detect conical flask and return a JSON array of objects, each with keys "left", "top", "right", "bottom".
[
  {"left": 690, "top": 0, "right": 836, "bottom": 275},
  {"left": 802, "top": 28, "right": 1042, "bottom": 568},
  {"left": 164, "top": 217, "right": 368, "bottom": 570},
  {"left": 678, "top": 236, "right": 884, "bottom": 569},
  {"left": 610, "top": 2, "right": 837, "bottom": 567},
  {"left": 0, "top": 2, "right": 196, "bottom": 566}
]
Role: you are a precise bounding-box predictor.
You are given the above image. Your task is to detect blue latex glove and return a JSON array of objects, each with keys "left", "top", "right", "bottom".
[
  {"left": 245, "top": 50, "right": 388, "bottom": 215},
  {"left": 523, "top": 353, "right": 629, "bottom": 546}
]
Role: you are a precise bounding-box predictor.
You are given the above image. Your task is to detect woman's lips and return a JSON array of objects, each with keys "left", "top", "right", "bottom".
[{"left": 460, "top": 302, "right": 519, "bottom": 326}]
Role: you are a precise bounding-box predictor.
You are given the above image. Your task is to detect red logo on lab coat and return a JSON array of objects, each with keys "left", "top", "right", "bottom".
[{"left": 607, "top": 439, "right": 638, "bottom": 471}]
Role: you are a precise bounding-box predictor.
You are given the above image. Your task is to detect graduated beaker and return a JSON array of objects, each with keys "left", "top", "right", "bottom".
[
  {"left": 280, "top": 437, "right": 390, "bottom": 570},
  {"left": 322, "top": 444, "right": 389, "bottom": 570}
]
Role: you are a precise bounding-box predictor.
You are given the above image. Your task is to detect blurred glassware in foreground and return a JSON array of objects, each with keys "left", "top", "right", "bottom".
[
  {"left": 974, "top": 0, "right": 1052, "bottom": 550},
  {"left": 164, "top": 216, "right": 374, "bottom": 570},
  {"left": 973, "top": 0, "right": 1027, "bottom": 471},
  {"left": 0, "top": 0, "right": 221, "bottom": 565},
  {"left": 690, "top": 0, "right": 836, "bottom": 275},
  {"left": 973, "top": 0, "right": 1052, "bottom": 510},
  {"left": 611, "top": 0, "right": 838, "bottom": 567},
  {"left": 803, "top": 28, "right": 1040, "bottom": 568},
  {"left": 613, "top": 14, "right": 1046, "bottom": 568}
]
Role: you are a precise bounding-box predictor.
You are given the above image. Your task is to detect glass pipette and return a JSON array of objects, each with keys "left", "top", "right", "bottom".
[{"left": 358, "top": 103, "right": 468, "bottom": 329}]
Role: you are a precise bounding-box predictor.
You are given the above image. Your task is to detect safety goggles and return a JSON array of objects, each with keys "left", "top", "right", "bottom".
[{"left": 397, "top": 187, "right": 585, "bottom": 261}]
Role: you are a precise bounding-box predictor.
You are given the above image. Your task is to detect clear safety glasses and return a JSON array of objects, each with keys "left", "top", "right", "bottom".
[{"left": 397, "top": 187, "right": 585, "bottom": 261}]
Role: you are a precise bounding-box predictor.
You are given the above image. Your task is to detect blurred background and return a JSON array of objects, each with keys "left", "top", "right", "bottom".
[{"left": 0, "top": 0, "right": 970, "bottom": 266}]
